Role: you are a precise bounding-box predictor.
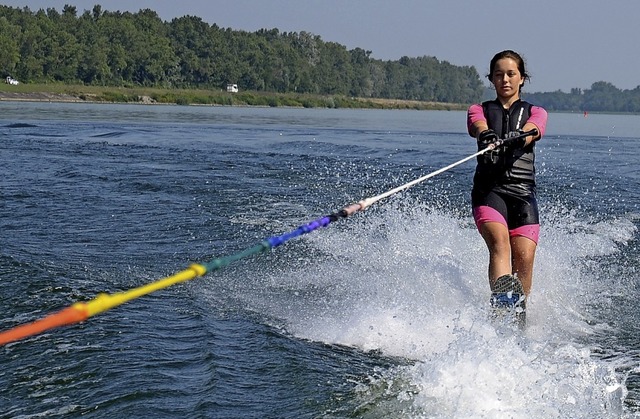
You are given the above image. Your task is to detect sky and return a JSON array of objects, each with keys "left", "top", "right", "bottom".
[{"left": 3, "top": 0, "right": 640, "bottom": 93}]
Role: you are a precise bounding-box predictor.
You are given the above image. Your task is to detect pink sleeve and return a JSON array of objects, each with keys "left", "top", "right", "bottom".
[
  {"left": 467, "top": 104, "right": 485, "bottom": 136},
  {"left": 528, "top": 106, "right": 548, "bottom": 138}
]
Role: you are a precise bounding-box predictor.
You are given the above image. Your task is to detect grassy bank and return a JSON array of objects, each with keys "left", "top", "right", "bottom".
[{"left": 0, "top": 83, "right": 467, "bottom": 111}]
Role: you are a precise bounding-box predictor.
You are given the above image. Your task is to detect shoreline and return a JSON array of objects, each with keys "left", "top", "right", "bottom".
[
  {"left": 0, "top": 88, "right": 467, "bottom": 111},
  {"left": 0, "top": 91, "right": 90, "bottom": 103},
  {"left": 0, "top": 90, "right": 159, "bottom": 105},
  {"left": 2, "top": 91, "right": 635, "bottom": 115}
]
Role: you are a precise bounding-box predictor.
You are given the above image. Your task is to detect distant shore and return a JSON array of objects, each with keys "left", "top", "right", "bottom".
[
  {"left": 0, "top": 85, "right": 467, "bottom": 111},
  {"left": 0, "top": 90, "right": 93, "bottom": 103}
]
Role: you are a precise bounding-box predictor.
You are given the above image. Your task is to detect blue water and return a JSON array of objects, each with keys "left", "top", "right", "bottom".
[{"left": 1, "top": 102, "right": 639, "bottom": 418}]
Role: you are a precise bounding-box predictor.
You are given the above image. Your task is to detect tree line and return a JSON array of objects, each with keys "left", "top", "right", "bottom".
[
  {"left": 3, "top": 5, "right": 638, "bottom": 112},
  {"left": 524, "top": 82, "right": 640, "bottom": 113},
  {"left": 0, "top": 4, "right": 483, "bottom": 104}
]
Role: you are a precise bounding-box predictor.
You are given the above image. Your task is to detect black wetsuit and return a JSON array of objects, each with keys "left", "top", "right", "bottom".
[{"left": 471, "top": 99, "right": 539, "bottom": 229}]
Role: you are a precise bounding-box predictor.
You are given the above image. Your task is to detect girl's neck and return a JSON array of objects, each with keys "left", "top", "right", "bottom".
[{"left": 497, "top": 95, "right": 520, "bottom": 109}]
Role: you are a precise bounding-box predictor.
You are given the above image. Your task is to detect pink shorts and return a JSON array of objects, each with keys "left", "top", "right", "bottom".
[{"left": 473, "top": 205, "right": 540, "bottom": 243}]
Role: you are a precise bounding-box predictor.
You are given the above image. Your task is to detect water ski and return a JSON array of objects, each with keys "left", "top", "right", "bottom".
[{"left": 490, "top": 274, "right": 526, "bottom": 328}]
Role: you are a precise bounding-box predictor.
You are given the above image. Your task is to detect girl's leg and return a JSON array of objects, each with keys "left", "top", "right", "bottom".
[
  {"left": 510, "top": 235, "right": 537, "bottom": 295},
  {"left": 479, "top": 221, "right": 512, "bottom": 289}
]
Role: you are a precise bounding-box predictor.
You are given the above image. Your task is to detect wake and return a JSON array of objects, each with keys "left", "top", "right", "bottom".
[{"left": 207, "top": 199, "right": 636, "bottom": 417}]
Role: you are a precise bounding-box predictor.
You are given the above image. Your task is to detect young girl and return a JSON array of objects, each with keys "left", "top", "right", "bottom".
[{"left": 467, "top": 50, "right": 548, "bottom": 321}]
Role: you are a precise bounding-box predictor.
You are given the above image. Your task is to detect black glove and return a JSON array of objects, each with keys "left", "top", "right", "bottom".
[
  {"left": 477, "top": 129, "right": 498, "bottom": 148},
  {"left": 505, "top": 130, "right": 527, "bottom": 149}
]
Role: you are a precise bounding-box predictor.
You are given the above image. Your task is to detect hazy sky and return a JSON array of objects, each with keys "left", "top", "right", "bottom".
[{"left": 3, "top": 0, "right": 639, "bottom": 93}]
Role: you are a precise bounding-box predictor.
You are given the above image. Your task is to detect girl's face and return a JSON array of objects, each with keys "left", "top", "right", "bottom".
[{"left": 491, "top": 58, "right": 524, "bottom": 102}]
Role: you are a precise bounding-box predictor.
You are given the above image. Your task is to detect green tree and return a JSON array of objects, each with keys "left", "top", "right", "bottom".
[
  {"left": 169, "top": 15, "right": 218, "bottom": 86},
  {"left": 75, "top": 10, "right": 111, "bottom": 84},
  {"left": 0, "top": 16, "right": 21, "bottom": 76}
]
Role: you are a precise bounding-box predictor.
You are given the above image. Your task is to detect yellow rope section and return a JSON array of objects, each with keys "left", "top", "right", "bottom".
[
  {"left": 0, "top": 264, "right": 207, "bottom": 346},
  {"left": 81, "top": 264, "right": 207, "bottom": 317}
]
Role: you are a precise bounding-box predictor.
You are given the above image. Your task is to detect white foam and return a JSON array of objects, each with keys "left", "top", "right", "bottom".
[
  {"left": 271, "top": 201, "right": 634, "bottom": 417},
  {"left": 203, "top": 198, "right": 636, "bottom": 416}
]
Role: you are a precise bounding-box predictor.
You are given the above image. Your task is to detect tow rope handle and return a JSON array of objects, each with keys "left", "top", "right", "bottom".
[{"left": 490, "top": 128, "right": 539, "bottom": 149}]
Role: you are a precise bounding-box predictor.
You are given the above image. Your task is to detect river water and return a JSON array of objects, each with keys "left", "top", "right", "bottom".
[{"left": 1, "top": 102, "right": 638, "bottom": 418}]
